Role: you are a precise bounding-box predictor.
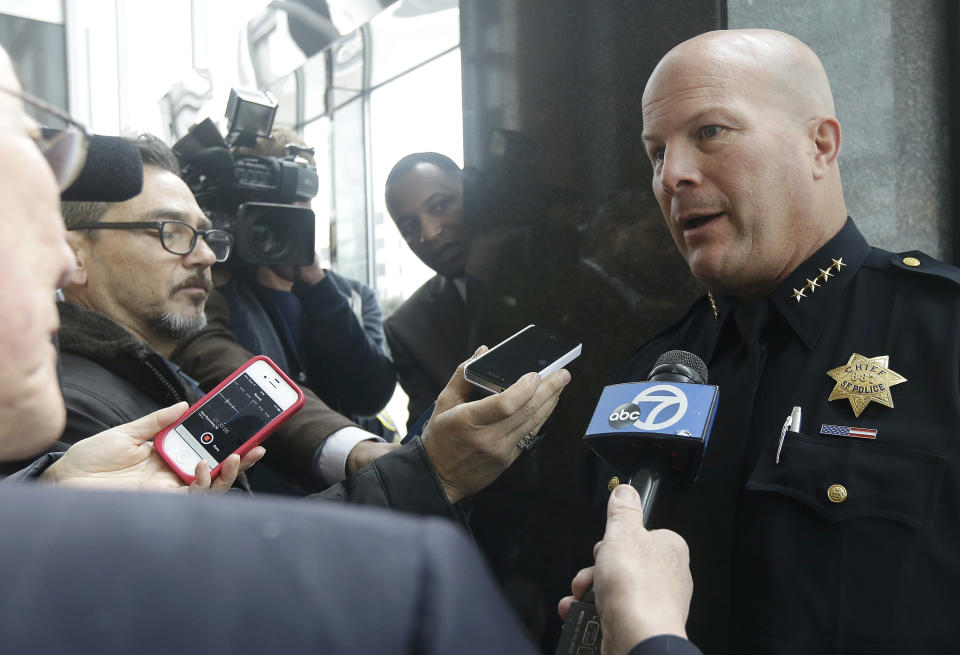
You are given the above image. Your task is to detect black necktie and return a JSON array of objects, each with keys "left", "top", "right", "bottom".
[{"left": 678, "top": 298, "right": 772, "bottom": 654}]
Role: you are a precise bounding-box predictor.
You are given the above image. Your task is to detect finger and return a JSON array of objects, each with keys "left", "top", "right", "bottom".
[
  {"left": 501, "top": 369, "right": 570, "bottom": 444},
  {"left": 571, "top": 566, "right": 595, "bottom": 599},
  {"left": 237, "top": 446, "right": 266, "bottom": 473},
  {"left": 602, "top": 482, "right": 646, "bottom": 542},
  {"left": 190, "top": 460, "right": 211, "bottom": 492},
  {"left": 501, "top": 368, "right": 571, "bottom": 440},
  {"left": 434, "top": 346, "right": 489, "bottom": 414},
  {"left": 117, "top": 402, "right": 189, "bottom": 444},
  {"left": 211, "top": 454, "right": 241, "bottom": 492},
  {"left": 558, "top": 595, "right": 576, "bottom": 620},
  {"left": 592, "top": 539, "right": 603, "bottom": 560},
  {"left": 464, "top": 370, "right": 542, "bottom": 427}
]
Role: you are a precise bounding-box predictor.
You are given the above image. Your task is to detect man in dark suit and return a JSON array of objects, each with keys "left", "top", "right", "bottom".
[{"left": 383, "top": 153, "right": 474, "bottom": 429}]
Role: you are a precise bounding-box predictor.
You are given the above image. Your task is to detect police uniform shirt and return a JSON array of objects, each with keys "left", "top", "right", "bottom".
[{"left": 614, "top": 218, "right": 960, "bottom": 655}]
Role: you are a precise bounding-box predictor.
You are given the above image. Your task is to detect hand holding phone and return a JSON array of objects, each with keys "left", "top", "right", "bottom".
[
  {"left": 155, "top": 356, "right": 304, "bottom": 484},
  {"left": 464, "top": 325, "right": 581, "bottom": 394}
]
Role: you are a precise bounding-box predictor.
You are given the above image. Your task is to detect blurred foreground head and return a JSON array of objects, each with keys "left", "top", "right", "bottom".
[{"left": 0, "top": 44, "right": 78, "bottom": 459}]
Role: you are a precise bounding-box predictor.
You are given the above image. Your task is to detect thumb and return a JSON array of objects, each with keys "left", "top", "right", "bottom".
[
  {"left": 435, "top": 346, "right": 488, "bottom": 412},
  {"left": 118, "top": 402, "right": 190, "bottom": 443},
  {"left": 604, "top": 482, "right": 646, "bottom": 539}
]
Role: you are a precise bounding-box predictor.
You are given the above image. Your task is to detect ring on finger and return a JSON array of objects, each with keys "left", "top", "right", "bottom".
[{"left": 516, "top": 431, "right": 540, "bottom": 450}]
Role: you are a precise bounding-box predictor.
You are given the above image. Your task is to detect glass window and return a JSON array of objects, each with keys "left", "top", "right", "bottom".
[
  {"left": 301, "top": 50, "right": 328, "bottom": 122},
  {"left": 330, "top": 98, "right": 368, "bottom": 284},
  {"left": 368, "top": 0, "right": 459, "bottom": 86},
  {"left": 331, "top": 28, "right": 364, "bottom": 108},
  {"left": 303, "top": 116, "right": 333, "bottom": 266},
  {"left": 268, "top": 71, "right": 299, "bottom": 129},
  {"left": 369, "top": 49, "right": 463, "bottom": 312}
]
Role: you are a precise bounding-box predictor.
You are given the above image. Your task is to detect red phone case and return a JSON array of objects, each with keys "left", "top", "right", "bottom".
[{"left": 154, "top": 355, "right": 305, "bottom": 484}]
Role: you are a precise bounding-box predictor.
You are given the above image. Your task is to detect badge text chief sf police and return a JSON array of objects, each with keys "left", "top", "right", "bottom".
[{"left": 608, "top": 384, "right": 689, "bottom": 430}]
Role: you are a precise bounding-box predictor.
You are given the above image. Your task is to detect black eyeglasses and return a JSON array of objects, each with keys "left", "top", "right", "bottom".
[
  {"left": 0, "top": 86, "right": 91, "bottom": 192},
  {"left": 67, "top": 220, "right": 233, "bottom": 262}
]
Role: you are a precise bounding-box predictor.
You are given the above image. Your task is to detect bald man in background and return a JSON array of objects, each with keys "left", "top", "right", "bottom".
[{"left": 602, "top": 29, "right": 960, "bottom": 654}]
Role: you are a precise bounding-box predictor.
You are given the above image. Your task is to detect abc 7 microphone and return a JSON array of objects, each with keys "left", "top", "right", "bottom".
[{"left": 554, "top": 350, "right": 716, "bottom": 655}]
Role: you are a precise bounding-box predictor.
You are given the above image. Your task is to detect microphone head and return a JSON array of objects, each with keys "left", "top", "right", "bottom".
[
  {"left": 61, "top": 134, "right": 143, "bottom": 202},
  {"left": 649, "top": 350, "right": 708, "bottom": 385}
]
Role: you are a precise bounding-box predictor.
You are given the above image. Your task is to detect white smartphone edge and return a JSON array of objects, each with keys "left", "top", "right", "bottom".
[
  {"left": 463, "top": 325, "right": 581, "bottom": 393},
  {"left": 162, "top": 359, "right": 299, "bottom": 474}
]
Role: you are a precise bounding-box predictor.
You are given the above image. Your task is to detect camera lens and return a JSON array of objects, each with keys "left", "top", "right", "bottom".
[{"left": 248, "top": 216, "right": 296, "bottom": 262}]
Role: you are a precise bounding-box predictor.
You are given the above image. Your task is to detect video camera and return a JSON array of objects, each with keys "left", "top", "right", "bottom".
[{"left": 173, "top": 89, "right": 318, "bottom": 267}]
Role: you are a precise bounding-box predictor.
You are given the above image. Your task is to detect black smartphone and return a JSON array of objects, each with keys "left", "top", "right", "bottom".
[{"left": 464, "top": 325, "right": 582, "bottom": 393}]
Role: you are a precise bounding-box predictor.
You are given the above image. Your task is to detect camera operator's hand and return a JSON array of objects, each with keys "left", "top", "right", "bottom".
[
  {"left": 421, "top": 346, "right": 571, "bottom": 504},
  {"left": 266, "top": 253, "right": 326, "bottom": 288},
  {"left": 346, "top": 440, "right": 401, "bottom": 475},
  {"left": 41, "top": 403, "right": 265, "bottom": 493},
  {"left": 558, "top": 484, "right": 692, "bottom": 654}
]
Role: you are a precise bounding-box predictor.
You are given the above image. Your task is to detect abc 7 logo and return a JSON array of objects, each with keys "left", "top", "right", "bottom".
[{"left": 608, "top": 385, "right": 688, "bottom": 430}]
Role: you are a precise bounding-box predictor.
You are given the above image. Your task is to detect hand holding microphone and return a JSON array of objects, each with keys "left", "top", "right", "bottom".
[
  {"left": 559, "top": 484, "right": 692, "bottom": 654},
  {"left": 556, "top": 350, "right": 712, "bottom": 653}
]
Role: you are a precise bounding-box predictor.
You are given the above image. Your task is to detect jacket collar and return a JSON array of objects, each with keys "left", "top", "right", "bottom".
[{"left": 712, "top": 218, "right": 870, "bottom": 349}]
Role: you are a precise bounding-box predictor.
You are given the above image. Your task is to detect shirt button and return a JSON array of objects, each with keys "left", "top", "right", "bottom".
[
  {"left": 827, "top": 483, "right": 848, "bottom": 504},
  {"left": 902, "top": 256, "right": 921, "bottom": 267},
  {"left": 607, "top": 476, "right": 620, "bottom": 491}
]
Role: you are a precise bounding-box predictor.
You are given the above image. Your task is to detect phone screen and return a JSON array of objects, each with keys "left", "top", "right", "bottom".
[
  {"left": 468, "top": 326, "right": 580, "bottom": 390},
  {"left": 173, "top": 371, "right": 283, "bottom": 468}
]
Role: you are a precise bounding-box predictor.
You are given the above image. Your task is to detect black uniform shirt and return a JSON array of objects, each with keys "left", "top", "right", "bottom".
[{"left": 615, "top": 218, "right": 960, "bottom": 655}]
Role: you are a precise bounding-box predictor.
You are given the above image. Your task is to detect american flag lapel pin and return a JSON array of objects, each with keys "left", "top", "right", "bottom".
[{"left": 820, "top": 424, "right": 878, "bottom": 440}]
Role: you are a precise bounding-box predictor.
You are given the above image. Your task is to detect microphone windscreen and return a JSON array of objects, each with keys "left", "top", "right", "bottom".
[{"left": 61, "top": 134, "right": 143, "bottom": 202}]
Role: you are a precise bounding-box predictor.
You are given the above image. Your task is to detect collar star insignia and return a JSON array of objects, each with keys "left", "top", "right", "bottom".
[
  {"left": 707, "top": 291, "right": 719, "bottom": 320},
  {"left": 818, "top": 267, "right": 834, "bottom": 281},
  {"left": 826, "top": 353, "right": 907, "bottom": 418},
  {"left": 791, "top": 287, "right": 807, "bottom": 303},
  {"left": 831, "top": 257, "right": 846, "bottom": 271},
  {"left": 805, "top": 277, "right": 821, "bottom": 292}
]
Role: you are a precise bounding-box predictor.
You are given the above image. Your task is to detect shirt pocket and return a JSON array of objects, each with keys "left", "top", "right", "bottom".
[{"left": 746, "top": 431, "right": 947, "bottom": 531}]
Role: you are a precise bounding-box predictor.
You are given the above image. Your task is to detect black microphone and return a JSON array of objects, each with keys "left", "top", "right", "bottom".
[
  {"left": 629, "top": 349, "right": 709, "bottom": 523},
  {"left": 556, "top": 350, "right": 716, "bottom": 654},
  {"left": 61, "top": 134, "right": 143, "bottom": 202}
]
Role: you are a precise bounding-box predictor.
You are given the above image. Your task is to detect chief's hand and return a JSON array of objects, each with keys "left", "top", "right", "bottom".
[
  {"left": 558, "top": 484, "right": 692, "bottom": 654},
  {"left": 41, "top": 403, "right": 264, "bottom": 493},
  {"left": 421, "top": 346, "right": 571, "bottom": 504},
  {"left": 345, "top": 439, "right": 401, "bottom": 475}
]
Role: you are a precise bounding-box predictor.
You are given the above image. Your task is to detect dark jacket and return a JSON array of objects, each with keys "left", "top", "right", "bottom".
[
  {"left": 57, "top": 301, "right": 202, "bottom": 445},
  {"left": 217, "top": 269, "right": 396, "bottom": 418},
  {"left": 0, "top": 483, "right": 535, "bottom": 655},
  {"left": 615, "top": 219, "right": 960, "bottom": 654},
  {"left": 385, "top": 275, "right": 473, "bottom": 428},
  {"left": 54, "top": 301, "right": 463, "bottom": 520}
]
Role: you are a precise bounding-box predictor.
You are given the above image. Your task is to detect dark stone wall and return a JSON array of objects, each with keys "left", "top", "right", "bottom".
[{"left": 458, "top": 3, "right": 723, "bottom": 649}]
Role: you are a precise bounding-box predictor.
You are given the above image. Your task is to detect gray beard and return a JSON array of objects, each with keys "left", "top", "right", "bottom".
[{"left": 146, "top": 311, "right": 207, "bottom": 339}]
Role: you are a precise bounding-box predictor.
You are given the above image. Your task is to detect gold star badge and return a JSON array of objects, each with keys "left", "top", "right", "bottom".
[{"left": 826, "top": 354, "right": 907, "bottom": 418}]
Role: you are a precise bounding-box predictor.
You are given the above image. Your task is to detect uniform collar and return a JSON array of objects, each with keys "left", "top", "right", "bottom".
[
  {"left": 768, "top": 217, "right": 870, "bottom": 349},
  {"left": 709, "top": 218, "right": 869, "bottom": 350}
]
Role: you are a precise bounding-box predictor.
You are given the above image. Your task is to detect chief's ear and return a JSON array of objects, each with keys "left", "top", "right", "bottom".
[
  {"left": 64, "top": 230, "right": 89, "bottom": 286},
  {"left": 811, "top": 116, "right": 841, "bottom": 180}
]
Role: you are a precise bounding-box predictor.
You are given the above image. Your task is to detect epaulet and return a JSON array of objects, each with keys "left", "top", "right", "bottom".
[{"left": 864, "top": 248, "right": 960, "bottom": 289}]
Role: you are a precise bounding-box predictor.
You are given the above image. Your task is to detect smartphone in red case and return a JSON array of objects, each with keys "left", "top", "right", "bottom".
[{"left": 154, "top": 356, "right": 304, "bottom": 484}]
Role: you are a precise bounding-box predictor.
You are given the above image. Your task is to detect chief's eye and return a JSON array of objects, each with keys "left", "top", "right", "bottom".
[{"left": 698, "top": 125, "right": 723, "bottom": 139}]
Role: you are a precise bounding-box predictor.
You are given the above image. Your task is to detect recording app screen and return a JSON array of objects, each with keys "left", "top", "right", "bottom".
[{"left": 174, "top": 372, "right": 282, "bottom": 467}]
